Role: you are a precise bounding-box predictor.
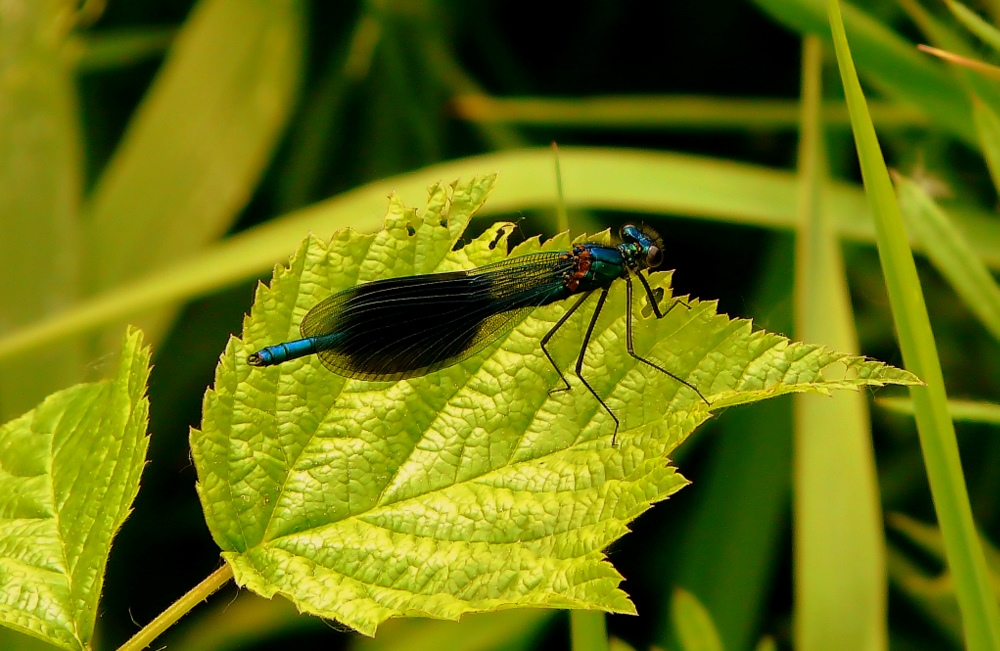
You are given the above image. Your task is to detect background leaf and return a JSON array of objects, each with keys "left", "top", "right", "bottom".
[
  {"left": 792, "top": 35, "right": 887, "bottom": 651},
  {"left": 0, "top": 0, "right": 84, "bottom": 421},
  {"left": 751, "top": 0, "right": 975, "bottom": 143},
  {"left": 827, "top": 0, "right": 1000, "bottom": 647},
  {"left": 671, "top": 588, "right": 725, "bottom": 651},
  {"left": 84, "top": 0, "right": 304, "bottom": 349},
  {"left": 896, "top": 173, "right": 1000, "bottom": 343},
  {"left": 0, "top": 327, "right": 150, "bottom": 650}
]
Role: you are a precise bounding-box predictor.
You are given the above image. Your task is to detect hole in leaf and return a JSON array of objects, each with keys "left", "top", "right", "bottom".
[
  {"left": 488, "top": 228, "right": 507, "bottom": 250},
  {"left": 821, "top": 361, "right": 856, "bottom": 383}
]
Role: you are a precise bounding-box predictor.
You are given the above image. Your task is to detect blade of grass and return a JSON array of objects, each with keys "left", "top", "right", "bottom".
[
  {"left": 752, "top": 0, "right": 975, "bottom": 144},
  {"left": 973, "top": 98, "right": 1000, "bottom": 201},
  {"left": 69, "top": 27, "right": 175, "bottom": 72},
  {"left": 276, "top": 8, "right": 381, "bottom": 211},
  {"left": 5, "top": 148, "right": 1000, "bottom": 364},
  {"left": 0, "top": 148, "right": 812, "bottom": 363},
  {"left": 163, "top": 593, "right": 324, "bottom": 650},
  {"left": 827, "top": 1, "right": 1000, "bottom": 648},
  {"left": 944, "top": 0, "right": 1000, "bottom": 53},
  {"left": 657, "top": 231, "right": 794, "bottom": 651},
  {"left": 83, "top": 0, "right": 304, "bottom": 345},
  {"left": 671, "top": 588, "right": 725, "bottom": 651},
  {"left": 0, "top": 0, "right": 84, "bottom": 420},
  {"left": 755, "top": 637, "right": 778, "bottom": 651},
  {"left": 917, "top": 45, "right": 1000, "bottom": 81},
  {"left": 897, "top": 0, "right": 1000, "bottom": 139},
  {"left": 887, "top": 542, "right": 965, "bottom": 647},
  {"left": 660, "top": 394, "right": 793, "bottom": 651},
  {"left": 451, "top": 95, "right": 928, "bottom": 131},
  {"left": 888, "top": 513, "right": 1000, "bottom": 646},
  {"left": 895, "top": 174, "right": 1000, "bottom": 343},
  {"left": 420, "top": 34, "right": 527, "bottom": 151},
  {"left": 983, "top": 0, "right": 1000, "bottom": 28},
  {"left": 570, "top": 611, "right": 608, "bottom": 651},
  {"left": 878, "top": 397, "right": 1000, "bottom": 424},
  {"left": 348, "top": 610, "right": 554, "bottom": 651},
  {"left": 889, "top": 513, "right": 1000, "bottom": 573},
  {"left": 793, "top": 35, "right": 886, "bottom": 651},
  {"left": 553, "top": 142, "right": 569, "bottom": 233}
]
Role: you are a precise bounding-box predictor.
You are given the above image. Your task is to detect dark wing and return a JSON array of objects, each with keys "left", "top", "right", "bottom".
[{"left": 299, "top": 252, "right": 577, "bottom": 381}]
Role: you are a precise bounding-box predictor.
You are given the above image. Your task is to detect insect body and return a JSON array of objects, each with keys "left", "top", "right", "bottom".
[{"left": 248, "top": 224, "right": 708, "bottom": 443}]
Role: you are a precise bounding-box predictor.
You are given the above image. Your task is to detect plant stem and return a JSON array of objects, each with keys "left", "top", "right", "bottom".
[{"left": 117, "top": 563, "right": 234, "bottom": 651}]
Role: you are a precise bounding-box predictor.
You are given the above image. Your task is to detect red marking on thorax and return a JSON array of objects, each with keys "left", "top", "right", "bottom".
[{"left": 565, "top": 245, "right": 592, "bottom": 292}]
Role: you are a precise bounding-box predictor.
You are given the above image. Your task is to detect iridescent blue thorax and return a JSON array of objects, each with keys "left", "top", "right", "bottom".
[{"left": 558, "top": 224, "right": 665, "bottom": 297}]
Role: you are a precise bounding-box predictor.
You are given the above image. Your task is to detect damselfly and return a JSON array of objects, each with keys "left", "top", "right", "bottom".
[{"left": 248, "top": 224, "right": 709, "bottom": 443}]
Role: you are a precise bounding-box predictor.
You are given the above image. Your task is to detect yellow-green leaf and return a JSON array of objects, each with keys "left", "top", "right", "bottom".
[
  {"left": 192, "top": 176, "right": 919, "bottom": 635},
  {"left": 0, "top": 328, "right": 151, "bottom": 650}
]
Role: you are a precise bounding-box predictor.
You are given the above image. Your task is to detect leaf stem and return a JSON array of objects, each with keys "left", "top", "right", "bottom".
[{"left": 117, "top": 563, "right": 234, "bottom": 651}]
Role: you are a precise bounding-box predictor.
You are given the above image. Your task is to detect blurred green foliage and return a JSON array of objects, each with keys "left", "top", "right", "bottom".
[{"left": 2, "top": 0, "right": 1000, "bottom": 649}]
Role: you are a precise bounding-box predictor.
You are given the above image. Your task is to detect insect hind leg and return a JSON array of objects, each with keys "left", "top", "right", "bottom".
[
  {"left": 541, "top": 291, "right": 593, "bottom": 394},
  {"left": 569, "top": 287, "right": 622, "bottom": 446}
]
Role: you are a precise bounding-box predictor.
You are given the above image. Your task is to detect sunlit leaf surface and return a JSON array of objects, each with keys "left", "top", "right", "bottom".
[
  {"left": 0, "top": 328, "right": 150, "bottom": 650},
  {"left": 192, "top": 176, "right": 919, "bottom": 635}
]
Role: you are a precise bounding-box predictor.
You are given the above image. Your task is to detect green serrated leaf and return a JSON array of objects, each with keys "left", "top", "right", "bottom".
[
  {"left": 192, "top": 176, "right": 919, "bottom": 636},
  {"left": 0, "top": 327, "right": 151, "bottom": 651}
]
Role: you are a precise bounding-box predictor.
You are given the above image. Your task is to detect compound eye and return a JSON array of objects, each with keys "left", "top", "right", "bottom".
[{"left": 646, "top": 245, "right": 663, "bottom": 268}]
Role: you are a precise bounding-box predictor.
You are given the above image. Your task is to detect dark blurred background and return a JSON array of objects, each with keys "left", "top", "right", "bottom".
[{"left": 6, "top": 0, "right": 993, "bottom": 649}]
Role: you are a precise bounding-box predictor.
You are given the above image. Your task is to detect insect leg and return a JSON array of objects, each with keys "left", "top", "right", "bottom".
[
  {"left": 627, "top": 273, "right": 710, "bottom": 405},
  {"left": 541, "top": 291, "right": 593, "bottom": 393},
  {"left": 571, "top": 287, "right": 622, "bottom": 445}
]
